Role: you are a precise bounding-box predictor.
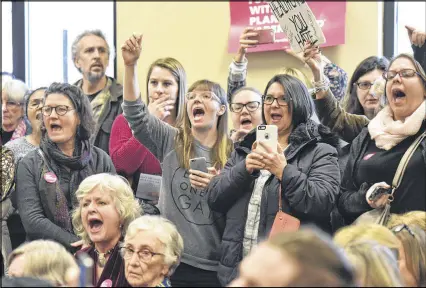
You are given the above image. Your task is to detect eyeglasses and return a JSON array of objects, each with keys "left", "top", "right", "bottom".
[
  {"left": 355, "top": 81, "right": 376, "bottom": 90},
  {"left": 185, "top": 91, "right": 220, "bottom": 103},
  {"left": 120, "top": 246, "right": 164, "bottom": 263},
  {"left": 41, "top": 105, "right": 75, "bottom": 116},
  {"left": 262, "top": 95, "right": 291, "bottom": 106},
  {"left": 382, "top": 69, "right": 420, "bottom": 80},
  {"left": 391, "top": 224, "right": 415, "bottom": 237},
  {"left": 1, "top": 101, "right": 21, "bottom": 109},
  {"left": 230, "top": 101, "right": 261, "bottom": 113},
  {"left": 28, "top": 99, "right": 43, "bottom": 109}
]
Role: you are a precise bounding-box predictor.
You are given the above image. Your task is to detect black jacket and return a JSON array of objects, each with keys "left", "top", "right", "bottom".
[
  {"left": 337, "top": 121, "right": 426, "bottom": 225},
  {"left": 74, "top": 77, "right": 123, "bottom": 155},
  {"left": 16, "top": 146, "right": 116, "bottom": 251},
  {"left": 207, "top": 121, "right": 341, "bottom": 286}
]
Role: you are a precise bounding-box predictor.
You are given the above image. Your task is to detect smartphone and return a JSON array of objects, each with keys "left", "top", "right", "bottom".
[
  {"left": 368, "top": 187, "right": 392, "bottom": 202},
  {"left": 251, "top": 29, "right": 275, "bottom": 44},
  {"left": 77, "top": 252, "right": 94, "bottom": 287},
  {"left": 256, "top": 125, "right": 278, "bottom": 153},
  {"left": 189, "top": 157, "right": 208, "bottom": 173}
]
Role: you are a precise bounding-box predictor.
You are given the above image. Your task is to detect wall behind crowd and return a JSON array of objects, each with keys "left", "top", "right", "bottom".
[{"left": 116, "top": 1, "right": 382, "bottom": 127}]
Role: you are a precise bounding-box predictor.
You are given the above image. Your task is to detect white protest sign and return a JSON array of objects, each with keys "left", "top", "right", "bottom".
[
  {"left": 136, "top": 173, "right": 161, "bottom": 202},
  {"left": 269, "top": 0, "right": 326, "bottom": 53}
]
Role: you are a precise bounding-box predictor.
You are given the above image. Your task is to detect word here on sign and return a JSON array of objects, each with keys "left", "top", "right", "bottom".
[{"left": 269, "top": 0, "right": 326, "bottom": 53}]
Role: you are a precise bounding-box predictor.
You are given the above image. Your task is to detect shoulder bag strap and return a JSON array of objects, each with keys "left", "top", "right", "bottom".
[{"left": 391, "top": 132, "right": 426, "bottom": 194}]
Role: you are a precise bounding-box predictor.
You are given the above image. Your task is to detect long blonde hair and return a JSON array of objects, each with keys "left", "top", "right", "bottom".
[
  {"left": 391, "top": 224, "right": 426, "bottom": 286},
  {"left": 334, "top": 223, "right": 400, "bottom": 250},
  {"left": 174, "top": 79, "right": 232, "bottom": 170},
  {"left": 343, "top": 241, "right": 403, "bottom": 287},
  {"left": 146, "top": 57, "right": 187, "bottom": 123}
]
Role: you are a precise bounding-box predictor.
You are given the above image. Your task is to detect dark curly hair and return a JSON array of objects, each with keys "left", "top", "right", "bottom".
[{"left": 42, "top": 82, "right": 95, "bottom": 140}]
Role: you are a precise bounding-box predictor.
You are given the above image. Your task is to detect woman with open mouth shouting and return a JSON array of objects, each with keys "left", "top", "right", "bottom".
[
  {"left": 16, "top": 82, "right": 116, "bottom": 252},
  {"left": 338, "top": 53, "right": 426, "bottom": 225},
  {"left": 73, "top": 173, "right": 142, "bottom": 287},
  {"left": 121, "top": 34, "right": 232, "bottom": 286},
  {"left": 207, "top": 71, "right": 341, "bottom": 285}
]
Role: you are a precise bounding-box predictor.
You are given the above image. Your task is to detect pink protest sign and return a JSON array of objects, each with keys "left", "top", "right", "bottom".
[{"left": 228, "top": 1, "right": 346, "bottom": 53}]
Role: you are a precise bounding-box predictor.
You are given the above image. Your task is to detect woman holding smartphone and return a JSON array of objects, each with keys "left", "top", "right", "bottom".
[
  {"left": 206, "top": 43, "right": 341, "bottom": 286},
  {"left": 121, "top": 34, "right": 232, "bottom": 287}
]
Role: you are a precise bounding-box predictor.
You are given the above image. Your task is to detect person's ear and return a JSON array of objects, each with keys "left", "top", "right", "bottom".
[{"left": 217, "top": 105, "right": 226, "bottom": 116}]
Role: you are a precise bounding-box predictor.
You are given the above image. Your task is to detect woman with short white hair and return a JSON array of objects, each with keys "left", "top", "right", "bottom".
[
  {"left": 73, "top": 173, "right": 142, "bottom": 287},
  {"left": 7, "top": 239, "right": 78, "bottom": 286},
  {"left": 1, "top": 79, "right": 29, "bottom": 144},
  {"left": 121, "top": 215, "right": 184, "bottom": 287}
]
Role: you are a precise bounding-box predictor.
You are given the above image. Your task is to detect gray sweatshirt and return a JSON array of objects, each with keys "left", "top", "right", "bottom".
[{"left": 122, "top": 98, "right": 225, "bottom": 271}]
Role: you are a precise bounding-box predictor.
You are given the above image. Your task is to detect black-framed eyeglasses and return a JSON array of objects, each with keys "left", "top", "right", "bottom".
[
  {"left": 391, "top": 224, "right": 415, "bottom": 237},
  {"left": 383, "top": 69, "right": 420, "bottom": 80},
  {"left": 41, "top": 105, "right": 75, "bottom": 116},
  {"left": 230, "top": 101, "right": 261, "bottom": 113},
  {"left": 119, "top": 246, "right": 165, "bottom": 263},
  {"left": 262, "top": 95, "right": 291, "bottom": 106}
]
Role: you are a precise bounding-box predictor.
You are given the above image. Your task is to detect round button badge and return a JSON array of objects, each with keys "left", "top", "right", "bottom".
[
  {"left": 100, "top": 279, "right": 112, "bottom": 287},
  {"left": 44, "top": 172, "right": 57, "bottom": 183}
]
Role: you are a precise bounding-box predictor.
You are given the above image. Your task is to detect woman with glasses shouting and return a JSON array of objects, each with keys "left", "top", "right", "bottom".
[
  {"left": 338, "top": 53, "right": 426, "bottom": 225},
  {"left": 120, "top": 215, "right": 183, "bottom": 287},
  {"left": 229, "top": 87, "right": 263, "bottom": 143},
  {"left": 73, "top": 174, "right": 141, "bottom": 287},
  {"left": 1, "top": 79, "right": 29, "bottom": 145},
  {"left": 121, "top": 34, "right": 231, "bottom": 286},
  {"left": 207, "top": 71, "right": 341, "bottom": 285},
  {"left": 16, "top": 82, "right": 116, "bottom": 253}
]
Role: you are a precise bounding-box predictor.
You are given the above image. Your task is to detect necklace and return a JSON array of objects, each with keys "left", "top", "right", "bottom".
[{"left": 94, "top": 247, "right": 114, "bottom": 267}]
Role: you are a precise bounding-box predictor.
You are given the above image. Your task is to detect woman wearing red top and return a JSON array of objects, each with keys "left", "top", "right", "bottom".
[{"left": 109, "top": 58, "right": 187, "bottom": 203}]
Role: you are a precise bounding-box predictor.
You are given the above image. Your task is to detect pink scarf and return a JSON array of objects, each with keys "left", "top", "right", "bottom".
[
  {"left": 10, "top": 119, "right": 27, "bottom": 141},
  {"left": 368, "top": 100, "right": 426, "bottom": 150}
]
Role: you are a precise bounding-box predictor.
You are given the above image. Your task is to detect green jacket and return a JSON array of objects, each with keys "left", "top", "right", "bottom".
[{"left": 314, "top": 90, "right": 369, "bottom": 143}]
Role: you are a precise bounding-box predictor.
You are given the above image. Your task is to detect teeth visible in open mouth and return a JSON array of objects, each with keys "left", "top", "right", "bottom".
[{"left": 271, "top": 114, "right": 282, "bottom": 120}]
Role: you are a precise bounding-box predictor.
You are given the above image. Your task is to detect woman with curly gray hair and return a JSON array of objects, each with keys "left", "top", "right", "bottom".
[
  {"left": 16, "top": 82, "right": 116, "bottom": 253},
  {"left": 121, "top": 215, "right": 183, "bottom": 287},
  {"left": 73, "top": 173, "right": 142, "bottom": 287}
]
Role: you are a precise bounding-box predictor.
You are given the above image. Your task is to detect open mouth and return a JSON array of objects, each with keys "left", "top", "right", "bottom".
[
  {"left": 391, "top": 88, "right": 406, "bottom": 103},
  {"left": 240, "top": 118, "right": 252, "bottom": 129},
  {"left": 50, "top": 123, "right": 62, "bottom": 132},
  {"left": 192, "top": 107, "right": 205, "bottom": 121},
  {"left": 88, "top": 218, "right": 103, "bottom": 233},
  {"left": 270, "top": 113, "right": 282, "bottom": 122}
]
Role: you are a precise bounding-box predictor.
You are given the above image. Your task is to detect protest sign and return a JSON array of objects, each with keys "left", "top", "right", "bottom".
[
  {"left": 228, "top": 1, "right": 346, "bottom": 53},
  {"left": 269, "top": 1, "right": 326, "bottom": 53},
  {"left": 136, "top": 173, "right": 161, "bottom": 203}
]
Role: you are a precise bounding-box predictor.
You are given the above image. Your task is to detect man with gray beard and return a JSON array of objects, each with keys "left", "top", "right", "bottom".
[{"left": 72, "top": 30, "right": 123, "bottom": 154}]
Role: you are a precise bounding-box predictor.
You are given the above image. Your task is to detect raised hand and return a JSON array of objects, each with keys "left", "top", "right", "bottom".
[
  {"left": 148, "top": 95, "right": 175, "bottom": 120},
  {"left": 230, "top": 128, "right": 251, "bottom": 143},
  {"left": 121, "top": 34, "right": 143, "bottom": 66},
  {"left": 235, "top": 27, "right": 259, "bottom": 63},
  {"left": 301, "top": 41, "right": 322, "bottom": 74},
  {"left": 405, "top": 25, "right": 426, "bottom": 48}
]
